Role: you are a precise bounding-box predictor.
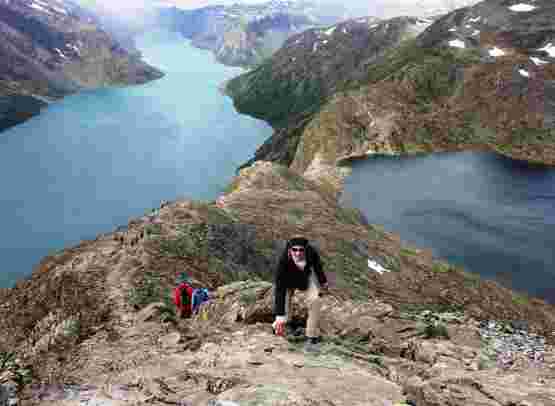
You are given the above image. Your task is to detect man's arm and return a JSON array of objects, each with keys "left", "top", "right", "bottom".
[
  {"left": 311, "top": 246, "right": 328, "bottom": 287},
  {"left": 273, "top": 266, "right": 287, "bottom": 319}
]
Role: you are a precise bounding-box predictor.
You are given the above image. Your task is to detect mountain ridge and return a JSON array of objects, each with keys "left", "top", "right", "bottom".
[{"left": 0, "top": 0, "right": 164, "bottom": 133}]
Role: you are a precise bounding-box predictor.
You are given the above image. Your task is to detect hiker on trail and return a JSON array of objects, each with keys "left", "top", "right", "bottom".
[{"left": 272, "top": 237, "right": 329, "bottom": 351}]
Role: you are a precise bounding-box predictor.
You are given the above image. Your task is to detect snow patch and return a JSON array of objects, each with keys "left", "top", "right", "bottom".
[
  {"left": 465, "top": 24, "right": 471, "bottom": 28},
  {"left": 322, "top": 40, "right": 328, "bottom": 45},
  {"left": 370, "top": 23, "right": 379, "bottom": 29},
  {"left": 518, "top": 69, "right": 529, "bottom": 77},
  {"left": 488, "top": 47, "right": 505, "bottom": 57},
  {"left": 54, "top": 48, "right": 68, "bottom": 59},
  {"left": 468, "top": 16, "right": 481, "bottom": 22},
  {"left": 448, "top": 27, "right": 457, "bottom": 32},
  {"left": 538, "top": 43, "right": 555, "bottom": 57},
  {"left": 530, "top": 56, "right": 549, "bottom": 65},
  {"left": 52, "top": 6, "right": 67, "bottom": 14},
  {"left": 29, "top": 3, "right": 50, "bottom": 13},
  {"left": 448, "top": 39, "right": 465, "bottom": 49},
  {"left": 66, "top": 43, "right": 80, "bottom": 55},
  {"left": 368, "top": 259, "right": 391, "bottom": 274},
  {"left": 312, "top": 42, "right": 319, "bottom": 52},
  {"left": 508, "top": 3, "right": 537, "bottom": 12},
  {"left": 324, "top": 25, "right": 336, "bottom": 36},
  {"left": 472, "top": 30, "right": 480, "bottom": 36},
  {"left": 342, "top": 27, "right": 348, "bottom": 34}
]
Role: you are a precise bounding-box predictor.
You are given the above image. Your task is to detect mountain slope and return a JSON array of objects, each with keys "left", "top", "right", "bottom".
[
  {"left": 225, "top": 0, "right": 555, "bottom": 184},
  {"left": 0, "top": 0, "right": 164, "bottom": 132},
  {"left": 225, "top": 16, "right": 432, "bottom": 168}
]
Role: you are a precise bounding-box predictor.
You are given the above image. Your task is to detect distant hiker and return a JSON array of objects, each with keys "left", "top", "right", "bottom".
[{"left": 272, "top": 237, "right": 329, "bottom": 352}]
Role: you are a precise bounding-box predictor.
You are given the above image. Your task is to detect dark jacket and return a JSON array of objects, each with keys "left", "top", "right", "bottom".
[{"left": 273, "top": 242, "right": 327, "bottom": 317}]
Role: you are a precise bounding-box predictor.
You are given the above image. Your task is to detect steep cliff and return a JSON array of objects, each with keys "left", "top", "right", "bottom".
[{"left": 0, "top": 0, "right": 164, "bottom": 132}]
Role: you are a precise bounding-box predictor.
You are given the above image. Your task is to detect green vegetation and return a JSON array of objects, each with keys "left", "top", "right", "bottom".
[
  {"left": 366, "top": 223, "right": 387, "bottom": 241},
  {"left": 225, "top": 60, "right": 326, "bottom": 128},
  {"left": 0, "top": 351, "right": 33, "bottom": 386},
  {"left": 144, "top": 223, "right": 162, "bottom": 239},
  {"left": 127, "top": 271, "right": 163, "bottom": 307},
  {"left": 512, "top": 293, "right": 530, "bottom": 306},
  {"left": 159, "top": 223, "right": 208, "bottom": 258},
  {"left": 400, "top": 247, "right": 419, "bottom": 257},
  {"left": 336, "top": 206, "right": 364, "bottom": 226},
  {"left": 127, "top": 272, "right": 176, "bottom": 321},
  {"left": 62, "top": 319, "right": 81, "bottom": 338},
  {"left": 325, "top": 240, "right": 369, "bottom": 301},
  {"left": 510, "top": 128, "right": 555, "bottom": 146},
  {"left": 359, "top": 38, "right": 481, "bottom": 106},
  {"left": 276, "top": 164, "right": 306, "bottom": 191},
  {"left": 416, "top": 321, "right": 450, "bottom": 339},
  {"left": 287, "top": 207, "right": 305, "bottom": 225},
  {"left": 431, "top": 260, "right": 454, "bottom": 273},
  {"left": 239, "top": 290, "right": 258, "bottom": 305}
]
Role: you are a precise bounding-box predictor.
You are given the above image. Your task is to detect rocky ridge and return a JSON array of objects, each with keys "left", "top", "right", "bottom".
[
  {"left": 0, "top": 0, "right": 164, "bottom": 132},
  {"left": 1, "top": 161, "right": 555, "bottom": 405}
]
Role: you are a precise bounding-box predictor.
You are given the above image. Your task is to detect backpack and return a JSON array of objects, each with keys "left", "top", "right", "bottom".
[
  {"left": 173, "top": 274, "right": 195, "bottom": 318},
  {"left": 191, "top": 288, "right": 210, "bottom": 315}
]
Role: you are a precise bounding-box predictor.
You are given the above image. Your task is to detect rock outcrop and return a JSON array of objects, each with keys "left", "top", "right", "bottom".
[{"left": 0, "top": 0, "right": 164, "bottom": 132}]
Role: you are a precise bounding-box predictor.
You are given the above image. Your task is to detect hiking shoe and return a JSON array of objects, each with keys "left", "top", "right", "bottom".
[{"left": 303, "top": 336, "right": 321, "bottom": 353}]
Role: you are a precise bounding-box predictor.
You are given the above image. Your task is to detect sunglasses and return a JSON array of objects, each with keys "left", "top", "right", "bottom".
[{"left": 290, "top": 247, "right": 305, "bottom": 253}]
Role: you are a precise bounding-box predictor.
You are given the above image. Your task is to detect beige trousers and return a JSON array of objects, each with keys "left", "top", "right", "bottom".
[{"left": 283, "top": 271, "right": 322, "bottom": 337}]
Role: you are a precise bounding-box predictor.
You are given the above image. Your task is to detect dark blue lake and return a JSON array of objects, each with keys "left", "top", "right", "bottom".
[
  {"left": 0, "top": 29, "right": 272, "bottom": 288},
  {"left": 341, "top": 150, "right": 555, "bottom": 304}
]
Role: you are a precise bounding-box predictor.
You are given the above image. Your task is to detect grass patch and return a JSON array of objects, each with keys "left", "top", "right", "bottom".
[
  {"left": 159, "top": 223, "right": 208, "bottom": 258},
  {"left": 366, "top": 223, "right": 387, "bottom": 241},
  {"left": 460, "top": 270, "right": 481, "bottom": 288},
  {"left": 1, "top": 351, "right": 33, "bottom": 386},
  {"left": 239, "top": 290, "right": 258, "bottom": 305},
  {"left": 325, "top": 240, "right": 369, "bottom": 301},
  {"left": 416, "top": 322, "right": 450, "bottom": 339},
  {"left": 275, "top": 165, "right": 306, "bottom": 191},
  {"left": 401, "top": 142, "right": 427, "bottom": 154},
  {"left": 510, "top": 128, "right": 555, "bottom": 146},
  {"left": 512, "top": 293, "right": 529, "bottom": 306},
  {"left": 431, "top": 260, "right": 454, "bottom": 274},
  {"left": 400, "top": 247, "right": 419, "bottom": 257},
  {"left": 287, "top": 207, "right": 305, "bottom": 225},
  {"left": 144, "top": 223, "right": 162, "bottom": 239},
  {"left": 336, "top": 206, "right": 363, "bottom": 226},
  {"left": 362, "top": 38, "right": 481, "bottom": 105},
  {"left": 127, "top": 271, "right": 163, "bottom": 308}
]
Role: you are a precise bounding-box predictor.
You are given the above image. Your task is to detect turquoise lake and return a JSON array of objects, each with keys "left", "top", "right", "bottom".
[{"left": 0, "top": 30, "right": 272, "bottom": 288}]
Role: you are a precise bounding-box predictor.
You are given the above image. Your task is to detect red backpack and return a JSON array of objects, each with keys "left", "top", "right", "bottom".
[{"left": 173, "top": 278, "right": 194, "bottom": 318}]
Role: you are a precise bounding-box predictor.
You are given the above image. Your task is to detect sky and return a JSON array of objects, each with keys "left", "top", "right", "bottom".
[{"left": 79, "top": 0, "right": 481, "bottom": 19}]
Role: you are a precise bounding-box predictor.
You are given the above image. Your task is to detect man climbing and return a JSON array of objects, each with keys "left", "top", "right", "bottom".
[{"left": 272, "top": 237, "right": 329, "bottom": 352}]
